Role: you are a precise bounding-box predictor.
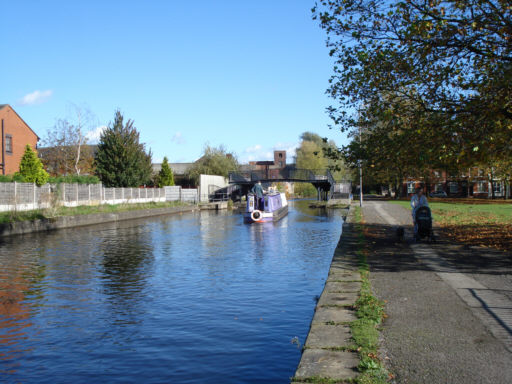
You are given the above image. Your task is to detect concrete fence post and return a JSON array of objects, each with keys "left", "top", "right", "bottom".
[
  {"left": 33, "top": 182, "right": 36, "bottom": 209},
  {"left": 13, "top": 181, "right": 17, "bottom": 210}
]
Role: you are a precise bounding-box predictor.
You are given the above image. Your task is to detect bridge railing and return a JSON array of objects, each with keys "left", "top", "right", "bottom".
[{"left": 228, "top": 169, "right": 334, "bottom": 183}]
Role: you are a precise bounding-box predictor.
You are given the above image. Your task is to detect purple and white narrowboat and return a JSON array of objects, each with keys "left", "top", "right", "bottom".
[{"left": 243, "top": 192, "right": 288, "bottom": 224}]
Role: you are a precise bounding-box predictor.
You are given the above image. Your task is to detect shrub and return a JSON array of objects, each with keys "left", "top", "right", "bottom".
[{"left": 16, "top": 145, "right": 49, "bottom": 186}]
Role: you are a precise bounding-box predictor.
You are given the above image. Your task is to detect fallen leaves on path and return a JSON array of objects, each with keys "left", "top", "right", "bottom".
[{"left": 438, "top": 223, "right": 512, "bottom": 253}]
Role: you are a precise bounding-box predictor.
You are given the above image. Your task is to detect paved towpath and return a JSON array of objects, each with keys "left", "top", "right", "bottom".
[{"left": 363, "top": 200, "right": 512, "bottom": 384}]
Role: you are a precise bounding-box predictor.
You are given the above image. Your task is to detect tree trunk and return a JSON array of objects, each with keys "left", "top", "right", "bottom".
[{"left": 489, "top": 169, "right": 495, "bottom": 200}]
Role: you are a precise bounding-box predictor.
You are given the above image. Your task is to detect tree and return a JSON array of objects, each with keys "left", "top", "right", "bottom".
[
  {"left": 313, "top": 0, "right": 512, "bottom": 183},
  {"left": 158, "top": 157, "right": 175, "bottom": 187},
  {"left": 40, "top": 105, "right": 96, "bottom": 176},
  {"left": 16, "top": 145, "right": 49, "bottom": 186},
  {"left": 185, "top": 144, "right": 239, "bottom": 185},
  {"left": 295, "top": 134, "right": 330, "bottom": 197},
  {"left": 95, "top": 110, "right": 153, "bottom": 187},
  {"left": 296, "top": 140, "right": 327, "bottom": 171}
]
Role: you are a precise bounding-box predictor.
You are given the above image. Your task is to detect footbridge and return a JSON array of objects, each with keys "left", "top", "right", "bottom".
[{"left": 228, "top": 168, "right": 339, "bottom": 201}]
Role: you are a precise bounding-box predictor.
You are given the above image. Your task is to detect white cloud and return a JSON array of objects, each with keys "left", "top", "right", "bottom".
[
  {"left": 244, "top": 144, "right": 262, "bottom": 153},
  {"left": 171, "top": 131, "right": 185, "bottom": 145},
  {"left": 18, "top": 89, "right": 53, "bottom": 106},
  {"left": 240, "top": 144, "right": 276, "bottom": 163},
  {"left": 86, "top": 125, "right": 106, "bottom": 143}
]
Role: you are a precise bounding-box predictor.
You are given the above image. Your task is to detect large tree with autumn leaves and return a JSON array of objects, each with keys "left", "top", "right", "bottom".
[{"left": 313, "top": 0, "right": 512, "bottom": 194}]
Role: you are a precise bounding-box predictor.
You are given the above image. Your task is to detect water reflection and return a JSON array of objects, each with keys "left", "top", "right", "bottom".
[
  {"left": 0, "top": 250, "right": 45, "bottom": 375},
  {"left": 0, "top": 201, "right": 342, "bottom": 383}
]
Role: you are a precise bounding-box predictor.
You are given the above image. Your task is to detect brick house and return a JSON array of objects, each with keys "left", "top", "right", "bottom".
[
  {"left": 402, "top": 168, "right": 509, "bottom": 198},
  {"left": 0, "top": 105, "right": 39, "bottom": 175}
]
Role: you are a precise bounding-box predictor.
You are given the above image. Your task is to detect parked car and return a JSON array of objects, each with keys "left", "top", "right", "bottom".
[{"left": 429, "top": 191, "right": 447, "bottom": 198}]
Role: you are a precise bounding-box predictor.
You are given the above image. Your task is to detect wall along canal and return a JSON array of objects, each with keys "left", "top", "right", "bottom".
[{"left": 0, "top": 200, "right": 343, "bottom": 383}]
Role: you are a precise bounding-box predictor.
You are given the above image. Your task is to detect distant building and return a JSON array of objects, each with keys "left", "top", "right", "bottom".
[
  {"left": 0, "top": 104, "right": 39, "bottom": 175},
  {"left": 152, "top": 162, "right": 194, "bottom": 176},
  {"left": 401, "top": 168, "right": 509, "bottom": 198},
  {"left": 241, "top": 150, "right": 292, "bottom": 180}
]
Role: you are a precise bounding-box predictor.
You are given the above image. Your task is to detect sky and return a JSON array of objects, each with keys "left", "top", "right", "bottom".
[{"left": 0, "top": 0, "right": 349, "bottom": 164}]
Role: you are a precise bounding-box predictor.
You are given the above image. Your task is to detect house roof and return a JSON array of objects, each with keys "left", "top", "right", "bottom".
[
  {"left": 152, "top": 162, "right": 194, "bottom": 175},
  {"left": 0, "top": 104, "right": 40, "bottom": 140}
]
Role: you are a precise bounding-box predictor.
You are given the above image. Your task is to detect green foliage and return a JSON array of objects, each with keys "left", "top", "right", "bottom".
[
  {"left": 0, "top": 174, "right": 27, "bottom": 183},
  {"left": 158, "top": 156, "right": 174, "bottom": 187},
  {"left": 297, "top": 140, "right": 328, "bottom": 170},
  {"left": 295, "top": 136, "right": 326, "bottom": 198},
  {"left": 95, "top": 110, "right": 153, "bottom": 187},
  {"left": 49, "top": 175, "right": 101, "bottom": 184},
  {"left": 294, "top": 183, "right": 317, "bottom": 198},
  {"left": 314, "top": 0, "right": 512, "bottom": 190},
  {"left": 186, "top": 144, "right": 239, "bottom": 185},
  {"left": 16, "top": 145, "right": 49, "bottom": 186}
]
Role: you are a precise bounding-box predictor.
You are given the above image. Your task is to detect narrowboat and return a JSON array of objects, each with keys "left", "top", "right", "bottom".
[{"left": 243, "top": 191, "right": 288, "bottom": 224}]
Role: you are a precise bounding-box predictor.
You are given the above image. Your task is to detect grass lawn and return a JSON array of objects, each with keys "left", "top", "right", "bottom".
[
  {"left": 0, "top": 201, "right": 187, "bottom": 224},
  {"left": 390, "top": 200, "right": 512, "bottom": 251}
]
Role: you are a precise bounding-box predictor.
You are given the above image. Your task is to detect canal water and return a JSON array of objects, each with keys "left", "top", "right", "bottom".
[{"left": 0, "top": 200, "right": 343, "bottom": 383}]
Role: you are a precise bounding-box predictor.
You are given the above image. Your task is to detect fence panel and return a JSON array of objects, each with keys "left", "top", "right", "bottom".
[
  {"left": 0, "top": 183, "right": 15, "bottom": 207},
  {"left": 181, "top": 189, "right": 198, "bottom": 203},
  {"left": 0, "top": 183, "right": 182, "bottom": 212},
  {"left": 165, "top": 186, "right": 181, "bottom": 201}
]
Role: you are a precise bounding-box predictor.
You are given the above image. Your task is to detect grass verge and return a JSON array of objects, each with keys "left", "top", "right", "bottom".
[
  {"left": 389, "top": 200, "right": 512, "bottom": 252},
  {"left": 0, "top": 201, "right": 189, "bottom": 224},
  {"left": 350, "top": 205, "right": 391, "bottom": 384}
]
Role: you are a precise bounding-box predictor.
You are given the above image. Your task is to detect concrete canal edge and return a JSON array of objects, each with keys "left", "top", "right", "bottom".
[
  {"left": 0, "top": 205, "right": 198, "bottom": 238},
  {"left": 292, "top": 204, "right": 389, "bottom": 383}
]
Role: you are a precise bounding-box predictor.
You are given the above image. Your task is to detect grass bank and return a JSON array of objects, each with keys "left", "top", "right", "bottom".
[
  {"left": 0, "top": 201, "right": 188, "bottom": 224},
  {"left": 351, "top": 205, "right": 391, "bottom": 384},
  {"left": 389, "top": 200, "right": 512, "bottom": 251}
]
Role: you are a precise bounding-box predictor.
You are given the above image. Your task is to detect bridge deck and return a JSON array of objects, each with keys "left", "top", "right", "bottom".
[{"left": 228, "top": 169, "right": 333, "bottom": 185}]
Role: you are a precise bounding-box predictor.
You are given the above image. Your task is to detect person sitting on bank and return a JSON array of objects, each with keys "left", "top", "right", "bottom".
[
  {"left": 410, "top": 187, "right": 428, "bottom": 236},
  {"left": 251, "top": 181, "right": 264, "bottom": 210}
]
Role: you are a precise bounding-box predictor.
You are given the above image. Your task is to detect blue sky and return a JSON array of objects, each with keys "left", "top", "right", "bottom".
[{"left": 0, "top": 0, "right": 348, "bottom": 163}]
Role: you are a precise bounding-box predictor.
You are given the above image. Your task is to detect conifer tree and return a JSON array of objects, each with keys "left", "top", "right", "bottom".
[
  {"left": 158, "top": 156, "right": 174, "bottom": 187},
  {"left": 95, "top": 110, "right": 153, "bottom": 187},
  {"left": 16, "top": 145, "right": 49, "bottom": 186}
]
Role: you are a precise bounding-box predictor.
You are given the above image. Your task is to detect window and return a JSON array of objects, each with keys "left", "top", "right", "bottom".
[
  {"left": 407, "top": 182, "right": 416, "bottom": 194},
  {"left": 493, "top": 182, "right": 502, "bottom": 194},
  {"left": 435, "top": 183, "right": 444, "bottom": 192},
  {"left": 448, "top": 182, "right": 459, "bottom": 194},
  {"left": 476, "top": 181, "right": 487, "bottom": 193},
  {"left": 5, "top": 135, "right": 12, "bottom": 154},
  {"left": 278, "top": 153, "right": 283, "bottom": 158},
  {"left": 279, "top": 161, "right": 283, "bottom": 167}
]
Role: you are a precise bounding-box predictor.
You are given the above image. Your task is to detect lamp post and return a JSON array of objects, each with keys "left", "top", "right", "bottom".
[{"left": 359, "top": 124, "right": 363, "bottom": 207}]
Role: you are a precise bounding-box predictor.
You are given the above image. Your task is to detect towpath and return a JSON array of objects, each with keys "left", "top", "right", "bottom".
[{"left": 364, "top": 200, "right": 512, "bottom": 383}]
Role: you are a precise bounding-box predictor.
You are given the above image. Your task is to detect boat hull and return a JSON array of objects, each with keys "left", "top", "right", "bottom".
[{"left": 243, "top": 206, "right": 288, "bottom": 224}]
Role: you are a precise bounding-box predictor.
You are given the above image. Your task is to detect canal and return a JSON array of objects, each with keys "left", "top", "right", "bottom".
[{"left": 0, "top": 200, "right": 343, "bottom": 383}]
